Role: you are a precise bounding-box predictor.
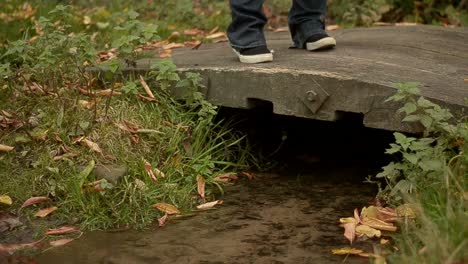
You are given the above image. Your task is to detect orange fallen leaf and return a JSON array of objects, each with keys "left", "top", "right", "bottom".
[
  {"left": 376, "top": 207, "right": 397, "bottom": 223},
  {"left": 158, "top": 214, "right": 168, "bottom": 227},
  {"left": 159, "top": 49, "right": 172, "bottom": 58},
  {"left": 197, "top": 175, "right": 205, "bottom": 199},
  {"left": 49, "top": 238, "right": 74, "bottom": 247},
  {"left": 139, "top": 75, "right": 155, "bottom": 99},
  {"left": 21, "top": 196, "right": 49, "bottom": 208},
  {"left": 343, "top": 222, "right": 356, "bottom": 244},
  {"left": 0, "top": 144, "right": 14, "bottom": 152},
  {"left": 34, "top": 206, "right": 58, "bottom": 218},
  {"left": 45, "top": 226, "right": 79, "bottom": 235},
  {"left": 239, "top": 171, "right": 255, "bottom": 180},
  {"left": 143, "top": 159, "right": 158, "bottom": 183},
  {"left": 152, "top": 203, "right": 180, "bottom": 215},
  {"left": 205, "top": 32, "right": 226, "bottom": 39},
  {"left": 196, "top": 200, "right": 223, "bottom": 210},
  {"left": 163, "top": 42, "right": 185, "bottom": 50},
  {"left": 81, "top": 138, "right": 103, "bottom": 154},
  {"left": 213, "top": 173, "right": 238, "bottom": 183}
]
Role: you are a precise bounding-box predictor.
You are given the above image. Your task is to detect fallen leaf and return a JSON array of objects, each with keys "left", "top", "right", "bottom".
[
  {"left": 153, "top": 167, "right": 165, "bottom": 178},
  {"left": 152, "top": 203, "right": 180, "bottom": 215},
  {"left": 34, "top": 206, "right": 58, "bottom": 218},
  {"left": 163, "top": 42, "right": 185, "bottom": 50},
  {"left": 213, "top": 173, "right": 238, "bottom": 183},
  {"left": 49, "top": 238, "right": 74, "bottom": 247},
  {"left": 158, "top": 214, "right": 168, "bottom": 227},
  {"left": 356, "top": 224, "right": 382, "bottom": 238},
  {"left": 183, "top": 28, "right": 205, "bottom": 36},
  {"left": 134, "top": 178, "right": 147, "bottom": 191},
  {"left": 196, "top": 200, "right": 223, "bottom": 210},
  {"left": 326, "top": 25, "right": 339, "bottom": 31},
  {"left": 0, "top": 195, "right": 12, "bottom": 205},
  {"left": 143, "top": 159, "right": 158, "bottom": 183},
  {"left": 396, "top": 22, "right": 419, "bottom": 26},
  {"left": 139, "top": 75, "right": 155, "bottom": 99},
  {"left": 331, "top": 247, "right": 364, "bottom": 255},
  {"left": 159, "top": 49, "right": 172, "bottom": 58},
  {"left": 396, "top": 203, "right": 417, "bottom": 218},
  {"left": 208, "top": 26, "right": 219, "bottom": 35},
  {"left": 21, "top": 196, "right": 48, "bottom": 208},
  {"left": 339, "top": 217, "right": 358, "bottom": 224},
  {"left": 376, "top": 207, "right": 397, "bottom": 222},
  {"left": 213, "top": 38, "right": 228, "bottom": 43},
  {"left": 239, "top": 171, "right": 255, "bottom": 180},
  {"left": 137, "top": 94, "right": 160, "bottom": 103},
  {"left": 361, "top": 217, "right": 397, "bottom": 232},
  {"left": 274, "top": 26, "right": 289, "bottom": 32},
  {"left": 45, "top": 226, "right": 79, "bottom": 235},
  {"left": 197, "top": 175, "right": 205, "bottom": 199},
  {"left": 205, "top": 32, "right": 226, "bottom": 39},
  {"left": 343, "top": 222, "right": 356, "bottom": 244},
  {"left": 0, "top": 144, "right": 14, "bottom": 152},
  {"left": 82, "top": 138, "right": 103, "bottom": 154},
  {"left": 380, "top": 238, "right": 390, "bottom": 245},
  {"left": 354, "top": 208, "right": 361, "bottom": 223},
  {"left": 0, "top": 239, "right": 44, "bottom": 254}
]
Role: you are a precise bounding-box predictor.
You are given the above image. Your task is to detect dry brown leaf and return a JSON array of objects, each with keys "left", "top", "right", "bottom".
[
  {"left": 354, "top": 208, "right": 361, "bottom": 223},
  {"left": 34, "top": 206, "right": 58, "bottom": 218},
  {"left": 274, "top": 26, "right": 289, "bottom": 32},
  {"left": 49, "top": 238, "right": 74, "bottom": 247},
  {"left": 183, "top": 28, "right": 205, "bottom": 36},
  {"left": 159, "top": 49, "right": 172, "bottom": 58},
  {"left": 213, "top": 38, "right": 228, "bottom": 43},
  {"left": 339, "top": 217, "right": 358, "bottom": 224},
  {"left": 380, "top": 238, "right": 390, "bottom": 245},
  {"left": 331, "top": 247, "right": 364, "bottom": 255},
  {"left": 143, "top": 160, "right": 158, "bottom": 183},
  {"left": 197, "top": 175, "right": 205, "bottom": 199},
  {"left": 184, "top": 40, "right": 202, "bottom": 49},
  {"left": 82, "top": 138, "right": 103, "bottom": 154},
  {"left": 0, "top": 195, "right": 12, "bottom": 205},
  {"left": 396, "top": 22, "right": 419, "bottom": 26},
  {"left": 356, "top": 224, "right": 382, "bottom": 238},
  {"left": 239, "top": 171, "right": 255, "bottom": 180},
  {"left": 213, "top": 173, "right": 238, "bottom": 183},
  {"left": 361, "top": 217, "right": 397, "bottom": 232},
  {"left": 326, "top": 25, "right": 339, "bottom": 31},
  {"left": 208, "top": 26, "right": 219, "bottom": 35},
  {"left": 163, "top": 42, "right": 185, "bottom": 50},
  {"left": 152, "top": 203, "right": 181, "bottom": 215},
  {"left": 134, "top": 178, "right": 147, "bottom": 191},
  {"left": 137, "top": 94, "right": 160, "bottom": 103},
  {"left": 343, "top": 222, "right": 356, "bottom": 244},
  {"left": 0, "top": 144, "right": 14, "bottom": 152},
  {"left": 396, "top": 203, "right": 417, "bottom": 218},
  {"left": 196, "top": 200, "right": 223, "bottom": 210},
  {"left": 139, "top": 75, "right": 155, "bottom": 99},
  {"left": 45, "top": 226, "right": 79, "bottom": 235},
  {"left": 0, "top": 239, "right": 44, "bottom": 254},
  {"left": 373, "top": 22, "right": 393, "bottom": 26},
  {"left": 21, "top": 196, "right": 48, "bottom": 208},
  {"left": 158, "top": 214, "right": 168, "bottom": 227},
  {"left": 376, "top": 207, "right": 397, "bottom": 222},
  {"left": 205, "top": 32, "right": 226, "bottom": 39}
]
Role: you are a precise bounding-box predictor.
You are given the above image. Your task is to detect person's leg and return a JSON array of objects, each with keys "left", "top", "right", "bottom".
[
  {"left": 288, "top": 0, "right": 336, "bottom": 50},
  {"left": 228, "top": 0, "right": 267, "bottom": 49},
  {"left": 228, "top": 0, "right": 273, "bottom": 63}
]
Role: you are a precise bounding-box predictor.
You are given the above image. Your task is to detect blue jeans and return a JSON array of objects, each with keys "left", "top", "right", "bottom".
[{"left": 228, "top": 0, "right": 327, "bottom": 49}]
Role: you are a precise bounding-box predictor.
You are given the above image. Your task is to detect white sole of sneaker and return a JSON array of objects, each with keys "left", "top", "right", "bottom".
[
  {"left": 232, "top": 49, "right": 273, "bottom": 64},
  {"left": 306, "top": 37, "right": 336, "bottom": 51}
]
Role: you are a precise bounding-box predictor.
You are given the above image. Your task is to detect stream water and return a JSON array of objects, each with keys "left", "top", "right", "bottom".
[{"left": 37, "top": 161, "right": 377, "bottom": 264}]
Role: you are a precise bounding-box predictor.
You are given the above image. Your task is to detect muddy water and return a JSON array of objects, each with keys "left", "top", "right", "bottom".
[{"left": 38, "top": 163, "right": 376, "bottom": 264}]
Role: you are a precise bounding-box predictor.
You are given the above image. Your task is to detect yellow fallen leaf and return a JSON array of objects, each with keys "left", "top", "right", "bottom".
[
  {"left": 361, "top": 206, "right": 379, "bottom": 219},
  {"left": 197, "top": 175, "right": 205, "bottom": 199},
  {"left": 196, "top": 200, "right": 223, "bottom": 210},
  {"left": 380, "top": 238, "right": 390, "bottom": 245},
  {"left": 0, "top": 144, "right": 14, "bottom": 152},
  {"left": 356, "top": 224, "right": 382, "bottom": 238},
  {"left": 35, "top": 206, "right": 58, "bottom": 218},
  {"left": 0, "top": 195, "right": 12, "bottom": 205},
  {"left": 82, "top": 138, "right": 102, "bottom": 154},
  {"left": 339, "top": 217, "right": 358, "bottom": 224},
  {"left": 139, "top": 75, "right": 155, "bottom": 99},
  {"left": 205, "top": 32, "right": 226, "bottom": 39},
  {"left": 396, "top": 203, "right": 417, "bottom": 218},
  {"left": 362, "top": 217, "right": 397, "bottom": 232},
  {"left": 152, "top": 203, "right": 180, "bottom": 215},
  {"left": 331, "top": 247, "right": 364, "bottom": 255}
]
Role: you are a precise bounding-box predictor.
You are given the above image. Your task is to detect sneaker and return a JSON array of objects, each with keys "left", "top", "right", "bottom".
[
  {"left": 232, "top": 45, "right": 273, "bottom": 64},
  {"left": 305, "top": 33, "right": 336, "bottom": 51}
]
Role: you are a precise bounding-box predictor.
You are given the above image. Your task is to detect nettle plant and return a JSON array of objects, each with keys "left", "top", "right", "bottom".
[{"left": 374, "top": 83, "right": 467, "bottom": 202}]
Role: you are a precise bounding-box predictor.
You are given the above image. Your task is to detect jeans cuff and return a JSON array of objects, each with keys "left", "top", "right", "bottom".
[{"left": 229, "top": 40, "right": 268, "bottom": 49}]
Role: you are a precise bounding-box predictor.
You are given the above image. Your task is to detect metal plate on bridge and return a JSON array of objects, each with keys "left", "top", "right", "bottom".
[{"left": 138, "top": 26, "right": 468, "bottom": 132}]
